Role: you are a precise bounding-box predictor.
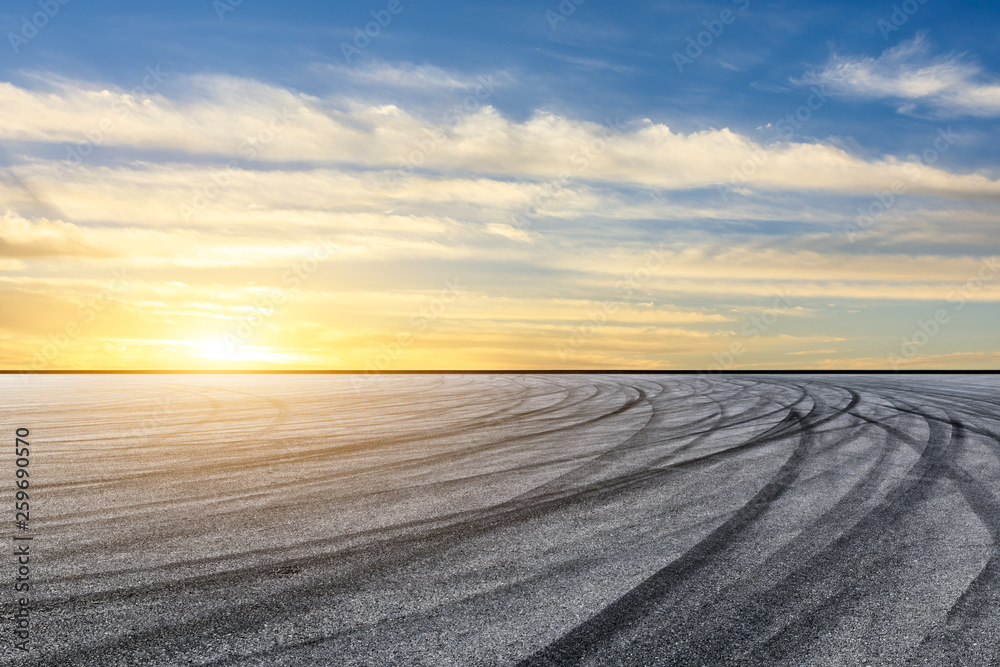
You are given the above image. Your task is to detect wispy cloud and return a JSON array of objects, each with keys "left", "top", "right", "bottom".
[
  {"left": 537, "top": 49, "right": 633, "bottom": 72},
  {"left": 319, "top": 60, "right": 509, "bottom": 90},
  {"left": 805, "top": 33, "right": 1000, "bottom": 117}
]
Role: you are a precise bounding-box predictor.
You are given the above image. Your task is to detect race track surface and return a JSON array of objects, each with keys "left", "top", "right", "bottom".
[{"left": 3, "top": 373, "right": 1000, "bottom": 665}]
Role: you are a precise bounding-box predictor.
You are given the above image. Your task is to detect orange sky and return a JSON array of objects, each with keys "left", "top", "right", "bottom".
[{"left": 2, "top": 70, "right": 999, "bottom": 370}]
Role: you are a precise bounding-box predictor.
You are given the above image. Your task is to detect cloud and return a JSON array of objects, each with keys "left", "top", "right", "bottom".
[
  {"left": 1, "top": 68, "right": 998, "bottom": 369},
  {"left": 3, "top": 72, "right": 1000, "bottom": 204},
  {"left": 485, "top": 222, "right": 533, "bottom": 243},
  {"left": 805, "top": 33, "right": 1000, "bottom": 117},
  {"left": 537, "top": 50, "right": 634, "bottom": 72},
  {"left": 321, "top": 60, "right": 507, "bottom": 90},
  {"left": 0, "top": 212, "right": 112, "bottom": 258}
]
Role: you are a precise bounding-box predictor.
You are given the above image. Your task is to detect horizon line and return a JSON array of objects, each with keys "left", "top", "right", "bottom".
[{"left": 2, "top": 369, "right": 998, "bottom": 375}]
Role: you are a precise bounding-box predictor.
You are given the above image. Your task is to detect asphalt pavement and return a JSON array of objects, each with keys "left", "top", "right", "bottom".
[{"left": 3, "top": 373, "right": 999, "bottom": 665}]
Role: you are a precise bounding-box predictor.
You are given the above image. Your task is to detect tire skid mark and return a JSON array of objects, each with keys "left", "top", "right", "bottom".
[
  {"left": 27, "top": 404, "right": 816, "bottom": 665},
  {"left": 903, "top": 415, "right": 1000, "bottom": 663},
  {"left": 517, "top": 400, "right": 822, "bottom": 666},
  {"left": 265, "top": 378, "right": 631, "bottom": 477},
  {"left": 13, "top": 374, "right": 1000, "bottom": 667},
  {"left": 744, "top": 401, "right": 960, "bottom": 664},
  {"left": 637, "top": 384, "right": 933, "bottom": 664},
  {"left": 325, "top": 382, "right": 650, "bottom": 485},
  {"left": 516, "top": 379, "right": 866, "bottom": 665},
  {"left": 643, "top": 380, "right": 811, "bottom": 471},
  {"left": 32, "top": 386, "right": 818, "bottom": 614},
  {"left": 28, "top": 379, "right": 806, "bottom": 592},
  {"left": 504, "top": 377, "right": 753, "bottom": 503},
  {"left": 29, "top": 405, "right": 815, "bottom": 667}
]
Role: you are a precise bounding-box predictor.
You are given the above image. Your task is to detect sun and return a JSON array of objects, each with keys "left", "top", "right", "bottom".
[
  {"left": 197, "top": 337, "right": 238, "bottom": 361},
  {"left": 190, "top": 336, "right": 310, "bottom": 368}
]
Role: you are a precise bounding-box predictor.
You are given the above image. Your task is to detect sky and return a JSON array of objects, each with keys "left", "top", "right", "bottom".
[{"left": 1, "top": 0, "right": 999, "bottom": 370}]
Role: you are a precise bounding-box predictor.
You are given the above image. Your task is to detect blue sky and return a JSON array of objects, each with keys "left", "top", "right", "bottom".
[
  {"left": 1, "top": 0, "right": 999, "bottom": 369},
  {"left": 7, "top": 0, "right": 999, "bottom": 145}
]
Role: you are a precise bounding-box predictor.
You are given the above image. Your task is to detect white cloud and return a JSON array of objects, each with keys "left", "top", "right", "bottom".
[
  {"left": 0, "top": 212, "right": 106, "bottom": 258},
  {"left": 2, "top": 71, "right": 1000, "bottom": 205},
  {"left": 485, "top": 223, "right": 533, "bottom": 244},
  {"left": 321, "top": 60, "right": 505, "bottom": 90},
  {"left": 806, "top": 33, "right": 1000, "bottom": 117}
]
